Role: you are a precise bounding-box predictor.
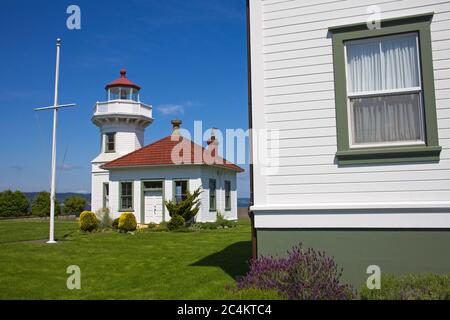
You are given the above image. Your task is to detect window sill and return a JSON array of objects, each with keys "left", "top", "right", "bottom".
[{"left": 336, "top": 145, "right": 441, "bottom": 165}]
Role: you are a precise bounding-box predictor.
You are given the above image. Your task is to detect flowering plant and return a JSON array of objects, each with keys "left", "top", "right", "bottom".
[{"left": 237, "top": 244, "right": 355, "bottom": 300}]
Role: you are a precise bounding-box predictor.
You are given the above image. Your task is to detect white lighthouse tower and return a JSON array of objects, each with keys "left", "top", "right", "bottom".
[{"left": 91, "top": 69, "right": 153, "bottom": 214}]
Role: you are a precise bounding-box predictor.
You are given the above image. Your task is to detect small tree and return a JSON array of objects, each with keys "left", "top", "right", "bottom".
[
  {"left": 0, "top": 190, "right": 29, "bottom": 217},
  {"left": 31, "top": 191, "right": 61, "bottom": 217},
  {"left": 164, "top": 187, "right": 201, "bottom": 224},
  {"left": 63, "top": 196, "right": 87, "bottom": 215}
]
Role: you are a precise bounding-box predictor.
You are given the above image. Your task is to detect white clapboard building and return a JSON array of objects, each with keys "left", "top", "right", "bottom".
[
  {"left": 247, "top": 0, "right": 450, "bottom": 285},
  {"left": 91, "top": 70, "right": 243, "bottom": 224}
]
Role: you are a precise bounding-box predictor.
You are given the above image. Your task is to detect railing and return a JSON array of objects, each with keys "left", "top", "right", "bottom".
[{"left": 93, "top": 100, "right": 152, "bottom": 119}]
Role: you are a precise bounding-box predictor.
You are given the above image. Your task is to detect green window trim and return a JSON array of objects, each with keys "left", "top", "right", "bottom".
[
  {"left": 119, "top": 182, "right": 134, "bottom": 212},
  {"left": 329, "top": 13, "right": 441, "bottom": 165},
  {"left": 209, "top": 179, "right": 217, "bottom": 212}
]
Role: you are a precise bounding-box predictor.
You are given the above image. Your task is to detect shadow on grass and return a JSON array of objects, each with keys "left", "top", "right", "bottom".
[{"left": 190, "top": 241, "right": 252, "bottom": 279}]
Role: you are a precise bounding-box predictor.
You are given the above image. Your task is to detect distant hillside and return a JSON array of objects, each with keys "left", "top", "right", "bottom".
[
  {"left": 24, "top": 193, "right": 91, "bottom": 208},
  {"left": 23, "top": 193, "right": 248, "bottom": 209}
]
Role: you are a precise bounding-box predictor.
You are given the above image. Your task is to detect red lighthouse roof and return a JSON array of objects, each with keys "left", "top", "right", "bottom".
[{"left": 105, "top": 69, "right": 141, "bottom": 90}]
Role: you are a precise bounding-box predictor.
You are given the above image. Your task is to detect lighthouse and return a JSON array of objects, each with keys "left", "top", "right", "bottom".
[{"left": 91, "top": 69, "right": 153, "bottom": 213}]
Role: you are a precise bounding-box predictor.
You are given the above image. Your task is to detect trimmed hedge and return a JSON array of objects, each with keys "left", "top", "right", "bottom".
[
  {"left": 79, "top": 211, "right": 99, "bottom": 232},
  {"left": 118, "top": 212, "right": 137, "bottom": 232},
  {"left": 360, "top": 274, "right": 450, "bottom": 300}
]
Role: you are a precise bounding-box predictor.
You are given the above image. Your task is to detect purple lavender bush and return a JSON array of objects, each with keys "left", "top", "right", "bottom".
[{"left": 237, "top": 244, "right": 355, "bottom": 300}]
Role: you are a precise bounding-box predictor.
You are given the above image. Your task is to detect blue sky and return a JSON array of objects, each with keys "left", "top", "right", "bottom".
[{"left": 0, "top": 0, "right": 250, "bottom": 197}]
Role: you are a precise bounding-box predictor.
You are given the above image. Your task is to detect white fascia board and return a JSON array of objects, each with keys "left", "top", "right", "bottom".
[
  {"left": 254, "top": 212, "right": 450, "bottom": 229},
  {"left": 251, "top": 202, "right": 450, "bottom": 211}
]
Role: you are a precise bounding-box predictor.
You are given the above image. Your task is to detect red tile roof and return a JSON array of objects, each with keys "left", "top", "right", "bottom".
[
  {"left": 105, "top": 69, "right": 141, "bottom": 90},
  {"left": 102, "top": 135, "right": 244, "bottom": 172}
]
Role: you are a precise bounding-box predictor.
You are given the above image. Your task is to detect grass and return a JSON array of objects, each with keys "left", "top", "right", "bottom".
[{"left": 0, "top": 219, "right": 252, "bottom": 299}]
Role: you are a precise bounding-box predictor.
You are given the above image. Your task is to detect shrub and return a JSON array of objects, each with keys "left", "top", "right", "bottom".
[
  {"left": 63, "top": 196, "right": 87, "bottom": 215},
  {"left": 31, "top": 191, "right": 61, "bottom": 217},
  {"left": 112, "top": 218, "right": 120, "bottom": 229},
  {"left": 167, "top": 215, "right": 185, "bottom": 231},
  {"left": 154, "top": 222, "right": 169, "bottom": 232},
  {"left": 96, "top": 208, "right": 113, "bottom": 229},
  {"left": 165, "top": 187, "right": 201, "bottom": 225},
  {"left": 360, "top": 274, "right": 450, "bottom": 300},
  {"left": 191, "top": 222, "right": 219, "bottom": 230},
  {"left": 0, "top": 190, "right": 29, "bottom": 217},
  {"left": 118, "top": 212, "right": 137, "bottom": 232},
  {"left": 216, "top": 211, "right": 237, "bottom": 229},
  {"left": 147, "top": 223, "right": 158, "bottom": 229},
  {"left": 237, "top": 243, "right": 355, "bottom": 300},
  {"left": 79, "top": 211, "right": 99, "bottom": 232}
]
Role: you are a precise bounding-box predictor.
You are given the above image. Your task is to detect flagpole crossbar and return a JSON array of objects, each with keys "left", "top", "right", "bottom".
[{"left": 34, "top": 104, "right": 77, "bottom": 112}]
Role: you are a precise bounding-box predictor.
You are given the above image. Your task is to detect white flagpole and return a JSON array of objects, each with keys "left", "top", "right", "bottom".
[
  {"left": 34, "top": 38, "right": 76, "bottom": 244},
  {"left": 47, "top": 38, "right": 61, "bottom": 244}
]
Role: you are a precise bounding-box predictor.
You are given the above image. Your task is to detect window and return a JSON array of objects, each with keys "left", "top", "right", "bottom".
[
  {"left": 103, "top": 183, "right": 109, "bottom": 209},
  {"left": 105, "top": 133, "right": 116, "bottom": 153},
  {"left": 144, "top": 181, "right": 163, "bottom": 190},
  {"left": 209, "top": 179, "right": 216, "bottom": 211},
  {"left": 120, "top": 182, "right": 133, "bottom": 211},
  {"left": 346, "top": 34, "right": 424, "bottom": 147},
  {"left": 174, "top": 180, "right": 188, "bottom": 203},
  {"left": 330, "top": 14, "right": 441, "bottom": 165},
  {"left": 225, "top": 180, "right": 231, "bottom": 211}
]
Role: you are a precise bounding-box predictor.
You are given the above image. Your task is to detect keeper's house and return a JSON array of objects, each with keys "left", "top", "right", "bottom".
[
  {"left": 91, "top": 70, "right": 243, "bottom": 224},
  {"left": 247, "top": 0, "right": 450, "bottom": 285}
]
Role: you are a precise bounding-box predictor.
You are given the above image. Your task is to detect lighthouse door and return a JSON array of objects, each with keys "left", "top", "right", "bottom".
[{"left": 144, "top": 191, "right": 163, "bottom": 224}]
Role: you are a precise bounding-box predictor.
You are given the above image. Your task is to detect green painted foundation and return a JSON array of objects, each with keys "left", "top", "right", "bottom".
[{"left": 257, "top": 229, "right": 450, "bottom": 288}]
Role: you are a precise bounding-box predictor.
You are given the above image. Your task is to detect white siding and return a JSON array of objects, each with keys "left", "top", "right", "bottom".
[
  {"left": 200, "top": 167, "right": 239, "bottom": 222},
  {"left": 249, "top": 0, "right": 450, "bottom": 226}
]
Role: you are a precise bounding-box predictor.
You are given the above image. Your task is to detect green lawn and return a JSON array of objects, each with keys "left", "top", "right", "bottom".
[{"left": 0, "top": 219, "right": 252, "bottom": 299}]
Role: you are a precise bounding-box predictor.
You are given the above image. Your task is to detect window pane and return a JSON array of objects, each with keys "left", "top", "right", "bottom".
[
  {"left": 346, "top": 34, "right": 419, "bottom": 92},
  {"left": 144, "top": 181, "right": 162, "bottom": 189},
  {"left": 105, "top": 133, "right": 115, "bottom": 152},
  {"left": 209, "top": 179, "right": 216, "bottom": 210},
  {"left": 351, "top": 93, "right": 424, "bottom": 144},
  {"left": 225, "top": 181, "right": 231, "bottom": 210},
  {"left": 381, "top": 35, "right": 419, "bottom": 90},
  {"left": 347, "top": 41, "right": 382, "bottom": 92},
  {"left": 175, "top": 181, "right": 188, "bottom": 202}
]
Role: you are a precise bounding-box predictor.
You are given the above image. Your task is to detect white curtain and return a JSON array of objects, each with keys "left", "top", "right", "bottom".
[
  {"left": 351, "top": 94, "right": 423, "bottom": 144},
  {"left": 346, "top": 34, "right": 423, "bottom": 144}
]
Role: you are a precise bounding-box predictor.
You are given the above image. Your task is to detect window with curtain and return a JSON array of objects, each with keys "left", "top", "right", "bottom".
[
  {"left": 120, "top": 182, "right": 133, "bottom": 211},
  {"left": 345, "top": 33, "right": 425, "bottom": 147}
]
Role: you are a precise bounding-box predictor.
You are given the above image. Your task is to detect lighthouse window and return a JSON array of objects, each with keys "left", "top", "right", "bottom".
[
  {"left": 120, "top": 88, "right": 128, "bottom": 100},
  {"left": 105, "top": 132, "right": 116, "bottom": 153},
  {"left": 109, "top": 88, "right": 120, "bottom": 100}
]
